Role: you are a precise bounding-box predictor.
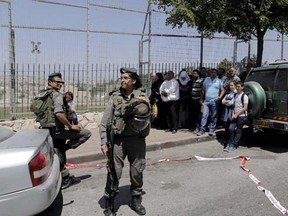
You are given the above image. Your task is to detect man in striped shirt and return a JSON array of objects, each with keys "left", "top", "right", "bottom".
[{"left": 190, "top": 69, "right": 204, "bottom": 133}]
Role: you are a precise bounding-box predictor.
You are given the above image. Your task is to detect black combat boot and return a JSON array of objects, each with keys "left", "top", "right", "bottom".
[
  {"left": 130, "top": 195, "right": 146, "bottom": 215},
  {"left": 103, "top": 198, "right": 116, "bottom": 216},
  {"left": 103, "top": 208, "right": 116, "bottom": 216}
]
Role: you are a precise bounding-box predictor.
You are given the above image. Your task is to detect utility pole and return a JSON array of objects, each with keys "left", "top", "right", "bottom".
[
  {"left": 277, "top": 33, "right": 285, "bottom": 60},
  {"left": 7, "top": 0, "right": 16, "bottom": 120},
  {"left": 281, "top": 33, "right": 284, "bottom": 60},
  {"left": 200, "top": 32, "right": 203, "bottom": 69}
]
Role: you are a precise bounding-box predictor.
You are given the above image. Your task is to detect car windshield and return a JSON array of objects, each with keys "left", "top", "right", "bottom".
[{"left": 0, "top": 126, "right": 15, "bottom": 143}]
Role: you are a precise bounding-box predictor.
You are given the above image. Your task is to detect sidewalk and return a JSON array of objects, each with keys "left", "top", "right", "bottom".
[{"left": 66, "top": 128, "right": 218, "bottom": 164}]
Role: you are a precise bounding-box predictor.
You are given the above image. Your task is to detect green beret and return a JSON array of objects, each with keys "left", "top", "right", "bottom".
[
  {"left": 120, "top": 67, "right": 137, "bottom": 74},
  {"left": 48, "top": 72, "right": 62, "bottom": 79}
]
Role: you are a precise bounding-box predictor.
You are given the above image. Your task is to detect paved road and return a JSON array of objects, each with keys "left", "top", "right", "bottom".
[{"left": 57, "top": 137, "right": 288, "bottom": 216}]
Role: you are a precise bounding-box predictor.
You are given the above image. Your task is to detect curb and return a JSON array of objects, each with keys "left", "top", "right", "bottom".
[{"left": 66, "top": 134, "right": 216, "bottom": 164}]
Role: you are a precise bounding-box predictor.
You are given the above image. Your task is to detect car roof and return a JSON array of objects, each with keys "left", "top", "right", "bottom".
[{"left": 252, "top": 63, "right": 288, "bottom": 72}]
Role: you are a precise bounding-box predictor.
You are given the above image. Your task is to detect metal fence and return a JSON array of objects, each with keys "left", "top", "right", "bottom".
[
  {"left": 1, "top": 0, "right": 287, "bottom": 120},
  {"left": 0, "top": 62, "right": 208, "bottom": 120}
]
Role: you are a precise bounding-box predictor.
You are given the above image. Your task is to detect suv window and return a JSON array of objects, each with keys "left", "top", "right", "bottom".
[
  {"left": 246, "top": 68, "right": 276, "bottom": 92},
  {"left": 275, "top": 68, "right": 288, "bottom": 91},
  {"left": 273, "top": 68, "right": 288, "bottom": 115}
]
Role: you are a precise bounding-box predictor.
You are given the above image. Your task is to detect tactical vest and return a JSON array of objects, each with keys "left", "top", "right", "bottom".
[
  {"left": 111, "top": 87, "right": 150, "bottom": 137},
  {"left": 40, "top": 90, "right": 66, "bottom": 128}
]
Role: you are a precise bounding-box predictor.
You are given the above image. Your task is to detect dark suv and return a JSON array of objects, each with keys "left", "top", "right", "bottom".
[{"left": 244, "top": 61, "right": 288, "bottom": 133}]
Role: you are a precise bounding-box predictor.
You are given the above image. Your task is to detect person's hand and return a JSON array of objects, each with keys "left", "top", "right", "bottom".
[
  {"left": 224, "top": 101, "right": 230, "bottom": 106},
  {"left": 101, "top": 144, "right": 109, "bottom": 156},
  {"left": 232, "top": 113, "right": 237, "bottom": 120},
  {"left": 161, "top": 91, "right": 167, "bottom": 97},
  {"left": 215, "top": 97, "right": 221, "bottom": 103},
  {"left": 70, "top": 124, "right": 81, "bottom": 132}
]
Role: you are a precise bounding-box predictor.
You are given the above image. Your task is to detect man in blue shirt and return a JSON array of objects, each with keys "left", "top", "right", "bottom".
[{"left": 197, "top": 68, "right": 225, "bottom": 136}]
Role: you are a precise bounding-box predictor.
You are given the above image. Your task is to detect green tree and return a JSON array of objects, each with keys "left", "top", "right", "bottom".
[
  {"left": 153, "top": 0, "right": 288, "bottom": 66},
  {"left": 218, "top": 58, "right": 232, "bottom": 70}
]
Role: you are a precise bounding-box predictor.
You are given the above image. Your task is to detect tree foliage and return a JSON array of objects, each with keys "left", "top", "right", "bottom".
[
  {"left": 218, "top": 58, "right": 233, "bottom": 70},
  {"left": 153, "top": 0, "right": 288, "bottom": 66}
]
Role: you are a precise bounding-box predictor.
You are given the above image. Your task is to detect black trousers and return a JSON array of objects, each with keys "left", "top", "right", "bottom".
[
  {"left": 191, "top": 99, "right": 202, "bottom": 130},
  {"left": 164, "top": 100, "right": 179, "bottom": 131},
  {"left": 47, "top": 126, "right": 91, "bottom": 170}
]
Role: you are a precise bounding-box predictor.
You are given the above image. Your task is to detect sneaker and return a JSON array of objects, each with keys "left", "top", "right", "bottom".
[
  {"left": 196, "top": 130, "right": 205, "bottom": 136},
  {"left": 193, "top": 128, "right": 199, "bottom": 134},
  {"left": 208, "top": 130, "right": 215, "bottom": 136},
  {"left": 223, "top": 144, "right": 231, "bottom": 152},
  {"left": 61, "top": 175, "right": 81, "bottom": 190},
  {"left": 172, "top": 129, "right": 177, "bottom": 134},
  {"left": 228, "top": 144, "right": 236, "bottom": 152}
]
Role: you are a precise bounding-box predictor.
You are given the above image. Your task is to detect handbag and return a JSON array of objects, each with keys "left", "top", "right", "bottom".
[{"left": 152, "top": 103, "right": 158, "bottom": 118}]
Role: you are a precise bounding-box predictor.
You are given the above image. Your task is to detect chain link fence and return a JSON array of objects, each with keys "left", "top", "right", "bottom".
[{"left": 0, "top": 0, "right": 287, "bottom": 120}]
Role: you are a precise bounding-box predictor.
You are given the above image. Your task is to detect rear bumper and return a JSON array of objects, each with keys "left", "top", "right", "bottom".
[
  {"left": 0, "top": 154, "right": 62, "bottom": 216},
  {"left": 253, "top": 118, "right": 288, "bottom": 133}
]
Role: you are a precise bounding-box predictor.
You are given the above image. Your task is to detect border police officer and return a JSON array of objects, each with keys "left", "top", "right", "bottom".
[
  {"left": 99, "top": 68, "right": 151, "bottom": 215},
  {"left": 42, "top": 72, "right": 91, "bottom": 189}
]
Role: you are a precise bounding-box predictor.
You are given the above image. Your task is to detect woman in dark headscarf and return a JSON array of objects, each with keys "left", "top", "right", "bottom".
[
  {"left": 149, "top": 72, "right": 166, "bottom": 129},
  {"left": 177, "top": 69, "right": 193, "bottom": 129}
]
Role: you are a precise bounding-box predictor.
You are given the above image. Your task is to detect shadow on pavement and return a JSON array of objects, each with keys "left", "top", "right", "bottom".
[
  {"left": 98, "top": 185, "right": 132, "bottom": 214},
  {"left": 216, "top": 127, "right": 288, "bottom": 154},
  {"left": 78, "top": 174, "right": 92, "bottom": 181}
]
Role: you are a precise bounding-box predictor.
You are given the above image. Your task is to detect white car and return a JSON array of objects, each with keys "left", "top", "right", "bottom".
[{"left": 0, "top": 126, "right": 62, "bottom": 216}]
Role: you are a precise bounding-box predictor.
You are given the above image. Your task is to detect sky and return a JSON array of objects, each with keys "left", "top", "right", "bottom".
[{"left": 0, "top": 0, "right": 287, "bottom": 67}]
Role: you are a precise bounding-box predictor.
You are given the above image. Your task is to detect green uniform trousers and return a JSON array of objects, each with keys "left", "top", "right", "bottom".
[{"left": 113, "top": 135, "right": 146, "bottom": 196}]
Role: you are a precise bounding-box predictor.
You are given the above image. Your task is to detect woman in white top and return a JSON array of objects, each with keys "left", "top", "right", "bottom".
[{"left": 224, "top": 81, "right": 248, "bottom": 152}]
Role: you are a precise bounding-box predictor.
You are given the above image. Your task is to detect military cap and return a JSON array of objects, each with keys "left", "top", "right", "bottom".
[
  {"left": 120, "top": 67, "right": 137, "bottom": 74},
  {"left": 48, "top": 72, "right": 62, "bottom": 79}
]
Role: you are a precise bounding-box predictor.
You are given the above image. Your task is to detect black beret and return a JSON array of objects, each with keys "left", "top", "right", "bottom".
[
  {"left": 48, "top": 72, "right": 62, "bottom": 79},
  {"left": 120, "top": 67, "right": 137, "bottom": 74}
]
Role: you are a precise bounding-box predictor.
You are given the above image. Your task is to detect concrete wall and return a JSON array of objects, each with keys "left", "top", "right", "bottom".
[{"left": 0, "top": 112, "right": 103, "bottom": 131}]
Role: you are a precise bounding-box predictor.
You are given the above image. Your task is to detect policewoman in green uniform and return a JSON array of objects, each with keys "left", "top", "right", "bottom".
[{"left": 99, "top": 68, "right": 151, "bottom": 216}]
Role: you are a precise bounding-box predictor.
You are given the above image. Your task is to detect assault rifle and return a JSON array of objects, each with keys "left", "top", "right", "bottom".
[{"left": 104, "top": 123, "right": 119, "bottom": 215}]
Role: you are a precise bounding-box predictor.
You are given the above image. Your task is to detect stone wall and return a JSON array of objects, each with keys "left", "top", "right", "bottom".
[{"left": 0, "top": 112, "right": 103, "bottom": 131}]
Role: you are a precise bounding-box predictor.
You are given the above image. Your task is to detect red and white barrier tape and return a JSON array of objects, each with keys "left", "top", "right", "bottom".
[
  {"left": 66, "top": 154, "right": 287, "bottom": 215},
  {"left": 193, "top": 155, "right": 287, "bottom": 215},
  {"left": 66, "top": 162, "right": 106, "bottom": 169},
  {"left": 239, "top": 156, "right": 288, "bottom": 215}
]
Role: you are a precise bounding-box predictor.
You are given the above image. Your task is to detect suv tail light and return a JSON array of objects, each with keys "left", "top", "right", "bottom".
[{"left": 29, "top": 143, "right": 53, "bottom": 187}]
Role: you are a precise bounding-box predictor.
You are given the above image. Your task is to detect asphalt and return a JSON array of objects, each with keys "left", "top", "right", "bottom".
[{"left": 66, "top": 127, "right": 219, "bottom": 164}]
